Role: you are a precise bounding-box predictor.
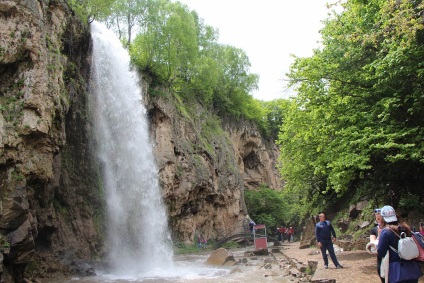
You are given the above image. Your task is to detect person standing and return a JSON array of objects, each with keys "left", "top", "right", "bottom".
[
  {"left": 248, "top": 219, "right": 256, "bottom": 234},
  {"left": 281, "top": 226, "right": 287, "bottom": 242},
  {"left": 369, "top": 209, "right": 385, "bottom": 283},
  {"left": 277, "top": 226, "right": 283, "bottom": 242},
  {"left": 315, "top": 213, "right": 343, "bottom": 269},
  {"left": 377, "top": 205, "right": 422, "bottom": 283},
  {"left": 287, "top": 227, "right": 294, "bottom": 242},
  {"left": 197, "top": 234, "right": 204, "bottom": 249}
]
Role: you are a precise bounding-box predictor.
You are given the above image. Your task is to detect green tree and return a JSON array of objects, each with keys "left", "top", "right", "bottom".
[
  {"left": 261, "top": 99, "right": 291, "bottom": 139},
  {"left": 95, "top": 0, "right": 269, "bottom": 145},
  {"left": 103, "top": 0, "right": 152, "bottom": 47},
  {"left": 130, "top": 1, "right": 198, "bottom": 85},
  {"left": 280, "top": 0, "right": 424, "bottom": 209},
  {"left": 69, "top": 0, "right": 116, "bottom": 23},
  {"left": 244, "top": 185, "right": 287, "bottom": 230}
]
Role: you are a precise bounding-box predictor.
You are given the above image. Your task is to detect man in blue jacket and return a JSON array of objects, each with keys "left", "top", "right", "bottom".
[{"left": 315, "top": 213, "right": 343, "bottom": 269}]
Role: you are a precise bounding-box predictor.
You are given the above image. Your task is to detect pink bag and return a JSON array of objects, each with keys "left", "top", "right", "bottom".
[{"left": 411, "top": 232, "right": 424, "bottom": 262}]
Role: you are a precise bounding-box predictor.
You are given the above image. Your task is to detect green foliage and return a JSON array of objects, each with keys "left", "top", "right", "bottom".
[
  {"left": 81, "top": 0, "right": 275, "bottom": 140},
  {"left": 103, "top": 0, "right": 153, "bottom": 46},
  {"left": 279, "top": 0, "right": 424, "bottom": 210},
  {"left": 129, "top": 1, "right": 198, "bottom": 83},
  {"left": 244, "top": 185, "right": 287, "bottom": 230},
  {"left": 0, "top": 78, "right": 26, "bottom": 124},
  {"left": 126, "top": 0, "right": 267, "bottom": 129},
  {"left": 220, "top": 241, "right": 240, "bottom": 249},
  {"left": 0, "top": 235, "right": 10, "bottom": 253},
  {"left": 68, "top": 0, "right": 116, "bottom": 24},
  {"left": 173, "top": 240, "right": 213, "bottom": 254},
  {"left": 173, "top": 242, "right": 199, "bottom": 254},
  {"left": 399, "top": 193, "right": 424, "bottom": 213},
  {"left": 261, "top": 99, "right": 292, "bottom": 139}
]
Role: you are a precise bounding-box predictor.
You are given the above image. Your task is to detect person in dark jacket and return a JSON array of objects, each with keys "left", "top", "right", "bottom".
[
  {"left": 377, "top": 205, "right": 422, "bottom": 283},
  {"left": 315, "top": 213, "right": 343, "bottom": 269}
]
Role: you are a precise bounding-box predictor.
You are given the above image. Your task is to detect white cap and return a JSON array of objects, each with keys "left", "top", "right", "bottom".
[{"left": 380, "top": 205, "right": 397, "bottom": 223}]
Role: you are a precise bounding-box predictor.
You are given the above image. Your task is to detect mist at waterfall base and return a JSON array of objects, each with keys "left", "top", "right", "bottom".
[{"left": 85, "top": 21, "right": 231, "bottom": 282}]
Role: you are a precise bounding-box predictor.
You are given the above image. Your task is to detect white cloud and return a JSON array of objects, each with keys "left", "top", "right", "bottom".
[{"left": 175, "top": 0, "right": 334, "bottom": 101}]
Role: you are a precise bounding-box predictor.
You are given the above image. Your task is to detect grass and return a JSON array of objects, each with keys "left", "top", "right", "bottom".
[
  {"left": 173, "top": 241, "right": 210, "bottom": 255},
  {"left": 173, "top": 240, "right": 243, "bottom": 255}
]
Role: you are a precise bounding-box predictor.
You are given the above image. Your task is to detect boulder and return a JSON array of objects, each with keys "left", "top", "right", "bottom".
[
  {"left": 359, "top": 221, "right": 370, "bottom": 229},
  {"left": 349, "top": 200, "right": 368, "bottom": 218},
  {"left": 356, "top": 200, "right": 368, "bottom": 211},
  {"left": 223, "top": 255, "right": 236, "bottom": 266},
  {"left": 263, "top": 263, "right": 272, "bottom": 269},
  {"left": 349, "top": 204, "right": 359, "bottom": 218},
  {"left": 230, "top": 267, "right": 242, "bottom": 274},
  {"left": 253, "top": 249, "right": 269, "bottom": 256},
  {"left": 205, "top": 248, "right": 231, "bottom": 266},
  {"left": 337, "top": 218, "right": 349, "bottom": 232}
]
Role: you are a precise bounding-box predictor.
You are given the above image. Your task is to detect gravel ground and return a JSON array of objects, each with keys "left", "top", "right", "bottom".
[{"left": 279, "top": 241, "right": 424, "bottom": 283}]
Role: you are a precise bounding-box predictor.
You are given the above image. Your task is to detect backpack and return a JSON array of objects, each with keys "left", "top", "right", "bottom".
[
  {"left": 389, "top": 229, "right": 420, "bottom": 260},
  {"left": 411, "top": 232, "right": 424, "bottom": 262}
]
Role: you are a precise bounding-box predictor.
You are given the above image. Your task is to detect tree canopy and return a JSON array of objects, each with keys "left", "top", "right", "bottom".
[
  {"left": 67, "top": 0, "right": 268, "bottom": 132},
  {"left": 127, "top": 1, "right": 264, "bottom": 125},
  {"left": 68, "top": 0, "right": 424, "bottom": 223},
  {"left": 279, "top": 0, "right": 424, "bottom": 214}
]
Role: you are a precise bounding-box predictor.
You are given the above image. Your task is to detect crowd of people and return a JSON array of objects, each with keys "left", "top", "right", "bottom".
[
  {"left": 313, "top": 205, "right": 423, "bottom": 283},
  {"left": 197, "top": 234, "right": 207, "bottom": 249},
  {"left": 276, "top": 226, "right": 294, "bottom": 242},
  {"left": 200, "top": 206, "right": 423, "bottom": 282}
]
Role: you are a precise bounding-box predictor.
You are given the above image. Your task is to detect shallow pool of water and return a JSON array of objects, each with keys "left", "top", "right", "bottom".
[{"left": 43, "top": 249, "right": 289, "bottom": 283}]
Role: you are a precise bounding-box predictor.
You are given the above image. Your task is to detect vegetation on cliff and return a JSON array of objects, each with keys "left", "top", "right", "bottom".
[
  {"left": 69, "top": 0, "right": 283, "bottom": 139},
  {"left": 69, "top": 0, "right": 424, "bottom": 226},
  {"left": 278, "top": 0, "right": 424, "bottom": 221}
]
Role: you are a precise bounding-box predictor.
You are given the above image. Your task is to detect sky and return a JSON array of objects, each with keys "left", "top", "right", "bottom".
[{"left": 175, "top": 0, "right": 337, "bottom": 101}]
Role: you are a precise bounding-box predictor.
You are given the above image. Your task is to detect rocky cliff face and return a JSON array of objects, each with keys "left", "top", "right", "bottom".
[
  {"left": 0, "top": 1, "right": 281, "bottom": 281},
  {"left": 143, "top": 85, "right": 281, "bottom": 243},
  {"left": 0, "top": 0, "right": 102, "bottom": 281}
]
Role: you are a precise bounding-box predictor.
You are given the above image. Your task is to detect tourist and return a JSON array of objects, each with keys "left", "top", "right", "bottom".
[
  {"left": 249, "top": 219, "right": 256, "bottom": 234},
  {"left": 368, "top": 208, "right": 385, "bottom": 283},
  {"left": 280, "top": 226, "right": 287, "bottom": 242},
  {"left": 315, "top": 213, "right": 343, "bottom": 269},
  {"left": 276, "top": 227, "right": 282, "bottom": 242},
  {"left": 197, "top": 234, "right": 204, "bottom": 249},
  {"left": 377, "top": 205, "right": 422, "bottom": 283},
  {"left": 287, "top": 227, "right": 294, "bottom": 242}
]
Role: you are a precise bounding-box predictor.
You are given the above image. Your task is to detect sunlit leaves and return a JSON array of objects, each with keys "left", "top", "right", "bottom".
[
  {"left": 279, "top": 0, "right": 424, "bottom": 206},
  {"left": 244, "top": 186, "right": 287, "bottom": 229},
  {"left": 125, "top": 0, "right": 262, "bottom": 126}
]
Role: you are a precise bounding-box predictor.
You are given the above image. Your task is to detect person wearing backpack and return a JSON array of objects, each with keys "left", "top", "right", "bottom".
[{"left": 377, "top": 205, "right": 423, "bottom": 283}]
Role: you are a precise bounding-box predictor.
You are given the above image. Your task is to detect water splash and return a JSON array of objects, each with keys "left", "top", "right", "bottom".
[{"left": 89, "top": 21, "right": 173, "bottom": 276}]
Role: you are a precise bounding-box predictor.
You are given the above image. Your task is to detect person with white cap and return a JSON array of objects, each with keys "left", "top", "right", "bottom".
[{"left": 377, "top": 205, "right": 422, "bottom": 283}]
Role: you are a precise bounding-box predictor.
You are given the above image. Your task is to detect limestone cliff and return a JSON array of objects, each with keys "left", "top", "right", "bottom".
[
  {"left": 143, "top": 84, "right": 281, "bottom": 244},
  {"left": 0, "top": 0, "right": 281, "bottom": 281},
  {"left": 0, "top": 0, "right": 103, "bottom": 281}
]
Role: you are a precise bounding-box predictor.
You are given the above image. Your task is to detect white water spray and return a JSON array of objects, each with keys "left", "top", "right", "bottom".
[{"left": 89, "top": 21, "right": 173, "bottom": 276}]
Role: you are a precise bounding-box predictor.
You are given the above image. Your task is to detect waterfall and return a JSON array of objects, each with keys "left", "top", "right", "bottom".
[{"left": 89, "top": 21, "right": 173, "bottom": 276}]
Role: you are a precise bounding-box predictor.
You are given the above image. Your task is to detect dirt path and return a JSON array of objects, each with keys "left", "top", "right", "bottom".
[{"left": 278, "top": 241, "right": 424, "bottom": 283}]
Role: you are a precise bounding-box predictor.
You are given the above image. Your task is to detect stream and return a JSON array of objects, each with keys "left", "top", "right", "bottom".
[{"left": 44, "top": 248, "right": 290, "bottom": 283}]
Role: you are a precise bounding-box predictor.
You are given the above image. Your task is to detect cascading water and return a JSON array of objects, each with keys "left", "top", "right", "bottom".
[{"left": 89, "top": 21, "right": 173, "bottom": 276}]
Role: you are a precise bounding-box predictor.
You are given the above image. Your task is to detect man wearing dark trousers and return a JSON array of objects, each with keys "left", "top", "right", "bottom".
[{"left": 315, "top": 213, "right": 343, "bottom": 269}]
